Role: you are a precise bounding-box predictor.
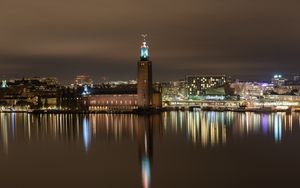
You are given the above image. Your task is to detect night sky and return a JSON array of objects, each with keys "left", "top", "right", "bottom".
[{"left": 0, "top": 0, "right": 299, "bottom": 83}]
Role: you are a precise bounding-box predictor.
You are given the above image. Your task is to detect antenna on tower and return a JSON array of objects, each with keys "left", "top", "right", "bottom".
[{"left": 141, "top": 34, "right": 148, "bottom": 42}]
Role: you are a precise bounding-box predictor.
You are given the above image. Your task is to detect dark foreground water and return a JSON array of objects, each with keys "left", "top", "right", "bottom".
[{"left": 0, "top": 111, "right": 300, "bottom": 187}]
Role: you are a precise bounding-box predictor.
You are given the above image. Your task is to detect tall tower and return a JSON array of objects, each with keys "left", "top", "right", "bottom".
[{"left": 137, "top": 34, "right": 153, "bottom": 109}]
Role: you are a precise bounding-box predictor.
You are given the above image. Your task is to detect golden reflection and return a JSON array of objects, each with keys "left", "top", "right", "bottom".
[
  {"left": 0, "top": 112, "right": 299, "bottom": 187},
  {"left": 163, "top": 111, "right": 298, "bottom": 147},
  {"left": 0, "top": 112, "right": 298, "bottom": 155},
  {"left": 0, "top": 113, "right": 8, "bottom": 155}
]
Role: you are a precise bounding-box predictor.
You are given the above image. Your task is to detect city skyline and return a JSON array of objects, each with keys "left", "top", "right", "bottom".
[{"left": 1, "top": 0, "right": 300, "bottom": 83}]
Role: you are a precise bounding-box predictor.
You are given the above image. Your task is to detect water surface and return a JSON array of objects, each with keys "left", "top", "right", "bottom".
[{"left": 0, "top": 111, "right": 300, "bottom": 187}]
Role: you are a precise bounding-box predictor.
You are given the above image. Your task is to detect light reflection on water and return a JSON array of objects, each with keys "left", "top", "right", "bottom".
[
  {"left": 0, "top": 111, "right": 299, "bottom": 187},
  {"left": 162, "top": 111, "right": 296, "bottom": 147}
]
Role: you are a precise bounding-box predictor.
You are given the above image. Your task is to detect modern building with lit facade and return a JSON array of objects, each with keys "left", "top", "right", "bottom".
[
  {"left": 271, "top": 74, "right": 287, "bottom": 86},
  {"left": 186, "top": 75, "right": 227, "bottom": 96},
  {"left": 83, "top": 36, "right": 162, "bottom": 112},
  {"left": 229, "top": 82, "right": 268, "bottom": 99}
]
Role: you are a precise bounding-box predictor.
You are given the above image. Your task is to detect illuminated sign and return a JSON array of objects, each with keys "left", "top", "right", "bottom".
[{"left": 205, "top": 95, "right": 225, "bottom": 100}]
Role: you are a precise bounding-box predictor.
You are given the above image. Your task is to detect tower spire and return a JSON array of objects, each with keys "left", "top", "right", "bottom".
[
  {"left": 141, "top": 34, "right": 148, "bottom": 42},
  {"left": 140, "top": 34, "right": 149, "bottom": 61}
]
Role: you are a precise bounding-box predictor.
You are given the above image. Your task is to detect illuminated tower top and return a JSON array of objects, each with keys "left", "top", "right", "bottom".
[{"left": 140, "top": 34, "right": 149, "bottom": 61}]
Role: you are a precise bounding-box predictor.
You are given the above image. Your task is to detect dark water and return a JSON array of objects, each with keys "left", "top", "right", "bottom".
[{"left": 1, "top": 111, "right": 300, "bottom": 187}]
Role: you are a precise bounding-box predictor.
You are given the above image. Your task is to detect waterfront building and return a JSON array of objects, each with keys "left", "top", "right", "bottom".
[
  {"left": 84, "top": 36, "right": 162, "bottom": 112},
  {"left": 229, "top": 82, "right": 267, "bottom": 99},
  {"left": 272, "top": 83, "right": 300, "bottom": 95},
  {"left": 284, "top": 82, "right": 300, "bottom": 94},
  {"left": 186, "top": 75, "right": 226, "bottom": 96}
]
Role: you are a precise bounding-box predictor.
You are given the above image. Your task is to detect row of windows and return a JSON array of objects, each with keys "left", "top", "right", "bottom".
[
  {"left": 90, "top": 100, "right": 137, "bottom": 105},
  {"left": 190, "top": 80, "right": 226, "bottom": 84},
  {"left": 188, "top": 77, "right": 225, "bottom": 82},
  {"left": 89, "top": 106, "right": 138, "bottom": 111}
]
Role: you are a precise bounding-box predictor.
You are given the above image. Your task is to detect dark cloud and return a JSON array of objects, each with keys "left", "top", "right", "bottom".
[{"left": 0, "top": 0, "right": 299, "bottom": 83}]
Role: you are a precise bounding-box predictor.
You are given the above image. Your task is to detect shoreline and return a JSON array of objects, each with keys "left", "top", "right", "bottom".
[{"left": 0, "top": 107, "right": 298, "bottom": 114}]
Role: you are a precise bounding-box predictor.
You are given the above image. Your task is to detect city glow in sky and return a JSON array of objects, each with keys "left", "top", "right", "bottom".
[{"left": 0, "top": 0, "right": 299, "bottom": 82}]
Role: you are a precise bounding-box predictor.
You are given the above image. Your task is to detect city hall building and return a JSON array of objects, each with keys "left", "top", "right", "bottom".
[{"left": 84, "top": 36, "right": 162, "bottom": 111}]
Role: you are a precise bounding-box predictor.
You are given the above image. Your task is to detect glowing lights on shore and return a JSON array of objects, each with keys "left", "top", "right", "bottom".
[
  {"left": 273, "top": 74, "right": 282, "bottom": 79},
  {"left": 1, "top": 80, "right": 8, "bottom": 88},
  {"left": 254, "top": 102, "right": 299, "bottom": 106},
  {"left": 82, "top": 85, "right": 90, "bottom": 96}
]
